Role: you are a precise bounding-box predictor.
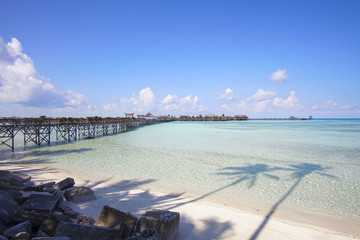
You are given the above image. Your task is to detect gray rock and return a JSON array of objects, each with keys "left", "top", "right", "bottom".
[
  {"left": 40, "top": 214, "right": 74, "bottom": 237},
  {"left": 32, "top": 237, "right": 70, "bottom": 240},
  {"left": 52, "top": 190, "right": 65, "bottom": 205},
  {"left": 4, "top": 221, "right": 32, "bottom": 239},
  {"left": 0, "top": 190, "right": 20, "bottom": 224},
  {"left": 55, "top": 222, "right": 122, "bottom": 240},
  {"left": 12, "top": 231, "right": 30, "bottom": 240},
  {"left": 38, "top": 182, "right": 56, "bottom": 191},
  {"left": 36, "top": 228, "right": 50, "bottom": 238},
  {"left": 96, "top": 205, "right": 137, "bottom": 238},
  {"left": 0, "top": 172, "right": 31, "bottom": 187},
  {"left": 76, "top": 214, "right": 95, "bottom": 225},
  {"left": 5, "top": 190, "right": 26, "bottom": 205},
  {"left": 64, "top": 187, "right": 96, "bottom": 203},
  {"left": 58, "top": 203, "right": 79, "bottom": 217},
  {"left": 0, "top": 224, "right": 8, "bottom": 235},
  {"left": 54, "top": 178, "right": 75, "bottom": 191},
  {"left": 136, "top": 209, "right": 180, "bottom": 240},
  {"left": 12, "top": 209, "right": 49, "bottom": 229},
  {"left": 22, "top": 194, "right": 60, "bottom": 214}
]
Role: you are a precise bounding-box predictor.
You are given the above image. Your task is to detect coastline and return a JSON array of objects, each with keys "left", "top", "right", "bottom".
[{"left": 1, "top": 158, "right": 359, "bottom": 240}]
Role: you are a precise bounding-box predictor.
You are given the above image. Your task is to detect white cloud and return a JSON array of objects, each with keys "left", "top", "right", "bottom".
[
  {"left": 217, "top": 88, "right": 235, "bottom": 100},
  {"left": 0, "top": 37, "right": 87, "bottom": 108},
  {"left": 269, "top": 68, "right": 289, "bottom": 84},
  {"left": 237, "top": 89, "right": 277, "bottom": 112},
  {"left": 119, "top": 87, "right": 156, "bottom": 112},
  {"left": 103, "top": 102, "right": 117, "bottom": 111},
  {"left": 311, "top": 100, "right": 360, "bottom": 113},
  {"left": 162, "top": 94, "right": 177, "bottom": 104},
  {"left": 106, "top": 88, "right": 206, "bottom": 115},
  {"left": 161, "top": 94, "right": 205, "bottom": 113},
  {"left": 273, "top": 91, "right": 304, "bottom": 110}
]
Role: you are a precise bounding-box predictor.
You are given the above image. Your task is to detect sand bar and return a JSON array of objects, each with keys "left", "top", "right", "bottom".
[{"left": 1, "top": 158, "right": 359, "bottom": 240}]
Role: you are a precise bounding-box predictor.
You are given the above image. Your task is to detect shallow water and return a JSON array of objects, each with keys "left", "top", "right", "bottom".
[{"left": 2, "top": 119, "right": 360, "bottom": 223}]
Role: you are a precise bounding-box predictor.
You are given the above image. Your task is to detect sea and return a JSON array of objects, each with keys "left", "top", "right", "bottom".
[{"left": 1, "top": 119, "right": 360, "bottom": 226}]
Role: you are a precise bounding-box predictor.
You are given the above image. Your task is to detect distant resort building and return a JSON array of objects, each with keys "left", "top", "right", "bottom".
[
  {"left": 145, "top": 112, "right": 156, "bottom": 119},
  {"left": 123, "top": 112, "right": 248, "bottom": 121},
  {"left": 125, "top": 113, "right": 134, "bottom": 118}
]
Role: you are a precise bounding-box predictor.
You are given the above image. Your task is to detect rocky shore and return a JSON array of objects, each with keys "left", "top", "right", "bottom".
[{"left": 0, "top": 170, "right": 180, "bottom": 240}]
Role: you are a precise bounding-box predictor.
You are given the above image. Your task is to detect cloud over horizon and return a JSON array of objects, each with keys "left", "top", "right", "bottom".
[
  {"left": 105, "top": 87, "right": 206, "bottom": 115},
  {"left": 0, "top": 37, "right": 88, "bottom": 109},
  {"left": 269, "top": 68, "right": 289, "bottom": 84}
]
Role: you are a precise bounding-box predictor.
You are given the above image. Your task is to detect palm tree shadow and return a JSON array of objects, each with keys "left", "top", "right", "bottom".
[
  {"left": 166, "top": 163, "right": 280, "bottom": 211},
  {"left": 249, "top": 163, "right": 337, "bottom": 240}
]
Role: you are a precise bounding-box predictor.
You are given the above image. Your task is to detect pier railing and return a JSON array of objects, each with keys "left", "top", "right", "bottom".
[{"left": 0, "top": 118, "right": 169, "bottom": 151}]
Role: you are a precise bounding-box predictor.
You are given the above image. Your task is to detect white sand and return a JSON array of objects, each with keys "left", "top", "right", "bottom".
[{"left": 1, "top": 161, "right": 359, "bottom": 240}]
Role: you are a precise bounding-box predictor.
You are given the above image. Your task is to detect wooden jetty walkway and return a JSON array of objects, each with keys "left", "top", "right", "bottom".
[{"left": 0, "top": 117, "right": 170, "bottom": 151}]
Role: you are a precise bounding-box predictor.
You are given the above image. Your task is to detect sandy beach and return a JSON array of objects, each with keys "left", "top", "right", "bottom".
[{"left": 1, "top": 157, "right": 359, "bottom": 240}]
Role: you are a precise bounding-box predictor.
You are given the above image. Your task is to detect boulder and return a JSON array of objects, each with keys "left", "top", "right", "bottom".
[
  {"left": 0, "top": 190, "right": 21, "bottom": 224},
  {"left": 12, "top": 231, "right": 30, "bottom": 240},
  {"left": 4, "top": 221, "right": 32, "bottom": 239},
  {"left": 58, "top": 203, "right": 79, "bottom": 217},
  {"left": 36, "top": 228, "right": 50, "bottom": 238},
  {"left": 38, "top": 182, "right": 56, "bottom": 191},
  {"left": 96, "top": 205, "right": 137, "bottom": 238},
  {"left": 5, "top": 190, "right": 27, "bottom": 205},
  {"left": 0, "top": 171, "right": 31, "bottom": 186},
  {"left": 55, "top": 222, "right": 123, "bottom": 240},
  {"left": 52, "top": 190, "right": 65, "bottom": 205},
  {"left": 12, "top": 209, "right": 49, "bottom": 230},
  {"left": 32, "top": 237, "right": 70, "bottom": 240},
  {"left": 22, "top": 194, "right": 60, "bottom": 214},
  {"left": 0, "top": 224, "right": 8, "bottom": 235},
  {"left": 40, "top": 214, "right": 73, "bottom": 237},
  {"left": 135, "top": 209, "right": 180, "bottom": 240},
  {"left": 76, "top": 214, "right": 95, "bottom": 225},
  {"left": 54, "top": 178, "right": 75, "bottom": 191},
  {"left": 64, "top": 187, "right": 96, "bottom": 203}
]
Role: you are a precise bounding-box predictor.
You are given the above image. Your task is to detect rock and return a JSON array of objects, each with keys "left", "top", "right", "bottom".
[
  {"left": 5, "top": 190, "right": 27, "bottom": 205},
  {"left": 0, "top": 190, "right": 20, "bottom": 225},
  {"left": 40, "top": 213, "right": 74, "bottom": 237},
  {"left": 22, "top": 194, "right": 60, "bottom": 214},
  {"left": 76, "top": 214, "right": 95, "bottom": 225},
  {"left": 12, "top": 209, "right": 49, "bottom": 230},
  {"left": 0, "top": 172, "right": 31, "bottom": 186},
  {"left": 58, "top": 203, "right": 79, "bottom": 218},
  {"left": 32, "top": 237, "right": 70, "bottom": 240},
  {"left": 55, "top": 222, "right": 123, "bottom": 240},
  {"left": 64, "top": 187, "right": 96, "bottom": 203},
  {"left": 54, "top": 178, "right": 75, "bottom": 191},
  {"left": 38, "top": 182, "right": 56, "bottom": 191},
  {"left": 12, "top": 231, "right": 30, "bottom": 240},
  {"left": 4, "top": 221, "right": 32, "bottom": 239},
  {"left": 36, "top": 228, "right": 49, "bottom": 237},
  {"left": 0, "top": 224, "right": 8, "bottom": 235},
  {"left": 52, "top": 190, "right": 65, "bottom": 205},
  {"left": 135, "top": 209, "right": 180, "bottom": 240},
  {"left": 96, "top": 205, "right": 137, "bottom": 238}
]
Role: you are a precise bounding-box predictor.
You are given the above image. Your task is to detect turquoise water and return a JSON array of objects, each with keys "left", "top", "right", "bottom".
[{"left": 1, "top": 120, "right": 360, "bottom": 223}]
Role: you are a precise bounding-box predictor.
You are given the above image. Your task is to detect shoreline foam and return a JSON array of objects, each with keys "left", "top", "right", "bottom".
[{"left": 1, "top": 159, "right": 359, "bottom": 240}]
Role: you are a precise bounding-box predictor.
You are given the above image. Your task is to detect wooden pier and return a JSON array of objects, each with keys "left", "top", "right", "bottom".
[{"left": 0, "top": 117, "right": 169, "bottom": 151}]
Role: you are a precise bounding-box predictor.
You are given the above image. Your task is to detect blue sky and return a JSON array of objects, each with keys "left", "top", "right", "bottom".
[{"left": 0, "top": 0, "right": 359, "bottom": 118}]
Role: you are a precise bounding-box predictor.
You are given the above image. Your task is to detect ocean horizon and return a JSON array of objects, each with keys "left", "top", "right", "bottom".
[{"left": 1, "top": 119, "right": 359, "bottom": 227}]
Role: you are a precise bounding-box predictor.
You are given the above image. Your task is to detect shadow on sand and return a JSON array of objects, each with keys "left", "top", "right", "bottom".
[{"left": 248, "top": 163, "right": 337, "bottom": 240}]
